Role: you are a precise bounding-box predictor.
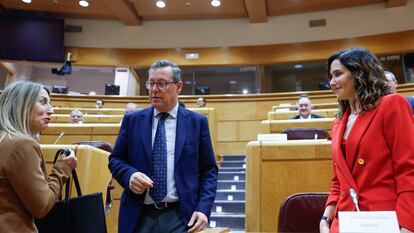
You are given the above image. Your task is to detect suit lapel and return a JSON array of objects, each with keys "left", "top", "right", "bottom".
[
  {"left": 332, "top": 109, "right": 358, "bottom": 189},
  {"left": 174, "top": 107, "right": 188, "bottom": 165},
  {"left": 140, "top": 107, "right": 154, "bottom": 164},
  {"left": 346, "top": 107, "right": 379, "bottom": 171}
]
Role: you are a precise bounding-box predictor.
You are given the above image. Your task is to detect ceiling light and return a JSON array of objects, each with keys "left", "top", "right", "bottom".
[
  {"left": 242, "top": 89, "right": 248, "bottom": 94},
  {"left": 185, "top": 53, "right": 199, "bottom": 60},
  {"left": 79, "top": 0, "right": 89, "bottom": 7},
  {"left": 294, "top": 64, "right": 303, "bottom": 69},
  {"left": 156, "top": 0, "right": 166, "bottom": 8},
  {"left": 211, "top": 0, "right": 221, "bottom": 7},
  {"left": 22, "top": 0, "right": 32, "bottom": 3}
]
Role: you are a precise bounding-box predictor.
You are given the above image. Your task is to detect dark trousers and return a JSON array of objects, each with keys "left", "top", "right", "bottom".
[{"left": 134, "top": 205, "right": 187, "bottom": 233}]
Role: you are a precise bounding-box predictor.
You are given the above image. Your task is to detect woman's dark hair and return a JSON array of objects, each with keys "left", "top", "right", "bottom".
[{"left": 326, "top": 48, "right": 389, "bottom": 118}]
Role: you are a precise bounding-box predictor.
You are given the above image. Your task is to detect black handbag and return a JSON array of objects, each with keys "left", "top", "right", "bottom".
[{"left": 35, "top": 148, "right": 108, "bottom": 233}]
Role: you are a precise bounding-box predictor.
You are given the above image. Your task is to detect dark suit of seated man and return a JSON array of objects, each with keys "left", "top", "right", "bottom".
[
  {"left": 109, "top": 60, "right": 218, "bottom": 233},
  {"left": 406, "top": 96, "right": 414, "bottom": 113},
  {"left": 291, "top": 96, "right": 325, "bottom": 119},
  {"left": 385, "top": 71, "right": 414, "bottom": 114}
]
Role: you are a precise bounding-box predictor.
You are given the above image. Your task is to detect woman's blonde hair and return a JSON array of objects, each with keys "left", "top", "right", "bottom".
[{"left": 0, "top": 81, "right": 45, "bottom": 141}]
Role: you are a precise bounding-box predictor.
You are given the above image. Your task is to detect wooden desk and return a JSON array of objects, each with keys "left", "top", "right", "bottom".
[
  {"left": 51, "top": 114, "right": 124, "bottom": 123},
  {"left": 261, "top": 118, "right": 335, "bottom": 134},
  {"left": 245, "top": 140, "right": 333, "bottom": 232},
  {"left": 53, "top": 108, "right": 125, "bottom": 115},
  {"left": 39, "top": 123, "right": 121, "bottom": 146},
  {"left": 268, "top": 109, "right": 338, "bottom": 120},
  {"left": 272, "top": 103, "right": 339, "bottom": 111},
  {"left": 40, "top": 145, "right": 111, "bottom": 206},
  {"left": 42, "top": 107, "right": 218, "bottom": 158}
]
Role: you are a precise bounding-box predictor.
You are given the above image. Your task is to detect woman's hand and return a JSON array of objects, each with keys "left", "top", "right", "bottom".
[
  {"left": 320, "top": 203, "right": 335, "bottom": 233},
  {"left": 401, "top": 227, "right": 414, "bottom": 233},
  {"left": 320, "top": 220, "right": 330, "bottom": 233},
  {"left": 57, "top": 149, "right": 78, "bottom": 170}
]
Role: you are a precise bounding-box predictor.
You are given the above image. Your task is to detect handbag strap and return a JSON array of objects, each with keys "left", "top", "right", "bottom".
[{"left": 53, "top": 146, "right": 83, "bottom": 201}]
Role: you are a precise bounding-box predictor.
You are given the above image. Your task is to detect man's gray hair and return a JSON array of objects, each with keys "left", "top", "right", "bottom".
[
  {"left": 149, "top": 59, "right": 182, "bottom": 82},
  {"left": 384, "top": 71, "right": 396, "bottom": 82}
]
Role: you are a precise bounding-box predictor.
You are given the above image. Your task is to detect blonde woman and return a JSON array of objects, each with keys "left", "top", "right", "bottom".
[{"left": 0, "top": 81, "right": 77, "bottom": 232}]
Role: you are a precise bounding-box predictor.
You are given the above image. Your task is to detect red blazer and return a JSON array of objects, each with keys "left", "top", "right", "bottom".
[{"left": 326, "top": 94, "right": 414, "bottom": 232}]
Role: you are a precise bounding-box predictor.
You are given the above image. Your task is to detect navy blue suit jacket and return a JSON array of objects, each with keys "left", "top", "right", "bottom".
[
  {"left": 109, "top": 106, "right": 218, "bottom": 233},
  {"left": 290, "top": 114, "right": 325, "bottom": 119}
]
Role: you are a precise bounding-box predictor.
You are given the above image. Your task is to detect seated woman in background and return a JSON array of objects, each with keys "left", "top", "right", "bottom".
[
  {"left": 0, "top": 81, "right": 77, "bottom": 232},
  {"left": 70, "top": 109, "right": 84, "bottom": 124},
  {"left": 320, "top": 48, "right": 414, "bottom": 233}
]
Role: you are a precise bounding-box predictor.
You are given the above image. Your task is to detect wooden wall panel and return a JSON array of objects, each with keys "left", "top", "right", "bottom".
[{"left": 66, "top": 30, "right": 414, "bottom": 67}]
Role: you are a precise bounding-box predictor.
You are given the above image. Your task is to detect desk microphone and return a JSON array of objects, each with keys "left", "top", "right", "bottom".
[
  {"left": 349, "top": 188, "right": 360, "bottom": 212},
  {"left": 54, "top": 132, "right": 65, "bottom": 144}
]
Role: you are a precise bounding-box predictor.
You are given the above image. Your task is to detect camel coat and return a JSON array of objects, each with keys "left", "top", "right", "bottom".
[{"left": 0, "top": 134, "right": 71, "bottom": 233}]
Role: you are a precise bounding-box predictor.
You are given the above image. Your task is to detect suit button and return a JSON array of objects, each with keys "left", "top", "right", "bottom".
[{"left": 358, "top": 158, "right": 365, "bottom": 165}]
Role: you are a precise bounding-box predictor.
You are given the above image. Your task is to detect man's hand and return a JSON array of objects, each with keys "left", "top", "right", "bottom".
[
  {"left": 188, "top": 211, "right": 208, "bottom": 233},
  {"left": 129, "top": 172, "right": 153, "bottom": 194}
]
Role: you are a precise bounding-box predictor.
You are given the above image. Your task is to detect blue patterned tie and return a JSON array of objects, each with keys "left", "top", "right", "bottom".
[{"left": 149, "top": 112, "right": 168, "bottom": 203}]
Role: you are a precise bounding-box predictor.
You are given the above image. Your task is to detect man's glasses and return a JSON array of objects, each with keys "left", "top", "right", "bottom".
[{"left": 145, "top": 80, "right": 178, "bottom": 90}]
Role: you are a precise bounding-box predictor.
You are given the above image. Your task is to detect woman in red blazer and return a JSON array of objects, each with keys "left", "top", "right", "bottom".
[{"left": 320, "top": 48, "right": 414, "bottom": 233}]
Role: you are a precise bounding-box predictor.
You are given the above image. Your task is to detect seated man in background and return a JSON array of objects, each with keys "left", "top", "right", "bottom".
[
  {"left": 95, "top": 99, "right": 105, "bottom": 108},
  {"left": 125, "top": 102, "right": 139, "bottom": 114},
  {"left": 70, "top": 109, "right": 84, "bottom": 124},
  {"left": 291, "top": 95, "right": 324, "bottom": 119},
  {"left": 196, "top": 97, "right": 206, "bottom": 107},
  {"left": 385, "top": 71, "right": 414, "bottom": 113}
]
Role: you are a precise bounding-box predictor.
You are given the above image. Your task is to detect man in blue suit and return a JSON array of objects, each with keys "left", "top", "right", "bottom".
[
  {"left": 290, "top": 95, "right": 324, "bottom": 119},
  {"left": 109, "top": 60, "right": 218, "bottom": 233}
]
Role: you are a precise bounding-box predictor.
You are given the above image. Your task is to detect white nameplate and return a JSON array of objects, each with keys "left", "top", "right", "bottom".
[
  {"left": 257, "top": 134, "right": 287, "bottom": 141},
  {"left": 216, "top": 206, "right": 222, "bottom": 213},
  {"left": 339, "top": 211, "right": 399, "bottom": 233},
  {"left": 209, "top": 221, "right": 216, "bottom": 227},
  {"left": 275, "top": 108, "right": 290, "bottom": 112}
]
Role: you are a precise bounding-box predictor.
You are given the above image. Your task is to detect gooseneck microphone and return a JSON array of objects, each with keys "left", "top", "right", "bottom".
[
  {"left": 54, "top": 132, "right": 65, "bottom": 144},
  {"left": 349, "top": 188, "right": 360, "bottom": 212}
]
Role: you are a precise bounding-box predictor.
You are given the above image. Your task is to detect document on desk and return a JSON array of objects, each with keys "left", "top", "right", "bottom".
[{"left": 338, "top": 211, "right": 399, "bottom": 233}]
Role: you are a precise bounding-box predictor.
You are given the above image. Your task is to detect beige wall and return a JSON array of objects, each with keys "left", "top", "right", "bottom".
[
  {"left": 32, "top": 66, "right": 115, "bottom": 95},
  {"left": 64, "top": 2, "right": 414, "bottom": 49}
]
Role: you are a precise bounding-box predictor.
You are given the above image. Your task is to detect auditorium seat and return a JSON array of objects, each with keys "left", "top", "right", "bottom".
[
  {"left": 74, "top": 141, "right": 113, "bottom": 153},
  {"left": 278, "top": 192, "right": 329, "bottom": 233},
  {"left": 281, "top": 127, "right": 330, "bottom": 140}
]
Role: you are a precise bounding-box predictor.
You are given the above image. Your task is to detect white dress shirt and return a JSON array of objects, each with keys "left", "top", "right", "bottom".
[{"left": 144, "top": 103, "right": 179, "bottom": 204}]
